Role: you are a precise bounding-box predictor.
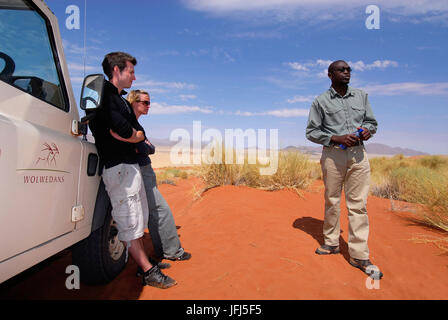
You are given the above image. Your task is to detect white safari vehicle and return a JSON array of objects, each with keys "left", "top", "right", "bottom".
[{"left": 0, "top": 0, "right": 127, "bottom": 284}]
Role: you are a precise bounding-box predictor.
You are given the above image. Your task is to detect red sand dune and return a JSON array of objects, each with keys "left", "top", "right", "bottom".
[{"left": 1, "top": 177, "right": 447, "bottom": 299}]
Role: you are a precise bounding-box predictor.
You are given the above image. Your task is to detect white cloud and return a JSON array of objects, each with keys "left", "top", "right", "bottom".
[
  {"left": 288, "top": 59, "right": 398, "bottom": 73},
  {"left": 235, "top": 111, "right": 255, "bottom": 116},
  {"left": 286, "top": 59, "right": 399, "bottom": 79},
  {"left": 69, "top": 76, "right": 85, "bottom": 84},
  {"left": 182, "top": 0, "right": 448, "bottom": 24},
  {"left": 186, "top": 49, "right": 209, "bottom": 57},
  {"left": 315, "top": 59, "right": 333, "bottom": 67},
  {"left": 154, "top": 50, "right": 180, "bottom": 57},
  {"left": 62, "top": 40, "right": 101, "bottom": 56},
  {"left": 349, "top": 60, "right": 399, "bottom": 71},
  {"left": 287, "top": 62, "right": 309, "bottom": 72},
  {"left": 178, "top": 28, "right": 201, "bottom": 36},
  {"left": 317, "top": 69, "right": 328, "bottom": 78},
  {"left": 287, "top": 95, "right": 316, "bottom": 103},
  {"left": 67, "top": 62, "right": 96, "bottom": 72},
  {"left": 286, "top": 60, "right": 332, "bottom": 79},
  {"left": 134, "top": 79, "right": 197, "bottom": 92},
  {"left": 186, "top": 47, "right": 236, "bottom": 63},
  {"left": 150, "top": 102, "right": 214, "bottom": 115},
  {"left": 184, "top": 0, "right": 341, "bottom": 13},
  {"left": 235, "top": 108, "right": 309, "bottom": 117},
  {"left": 361, "top": 82, "right": 448, "bottom": 96},
  {"left": 226, "top": 31, "right": 284, "bottom": 40},
  {"left": 212, "top": 47, "right": 236, "bottom": 63},
  {"left": 266, "top": 108, "right": 309, "bottom": 117},
  {"left": 179, "top": 94, "right": 197, "bottom": 101}
]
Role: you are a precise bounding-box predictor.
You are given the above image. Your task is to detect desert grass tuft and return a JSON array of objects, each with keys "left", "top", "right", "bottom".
[
  {"left": 198, "top": 148, "right": 320, "bottom": 195},
  {"left": 257, "top": 151, "right": 321, "bottom": 193},
  {"left": 370, "top": 155, "right": 448, "bottom": 233},
  {"left": 156, "top": 167, "right": 191, "bottom": 185},
  {"left": 411, "top": 235, "right": 448, "bottom": 254}
]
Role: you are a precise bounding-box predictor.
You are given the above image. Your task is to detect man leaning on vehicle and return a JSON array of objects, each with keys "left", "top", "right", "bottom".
[{"left": 88, "top": 52, "right": 177, "bottom": 289}]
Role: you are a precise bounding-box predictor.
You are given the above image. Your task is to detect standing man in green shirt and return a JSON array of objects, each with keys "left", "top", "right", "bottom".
[{"left": 306, "top": 60, "right": 383, "bottom": 279}]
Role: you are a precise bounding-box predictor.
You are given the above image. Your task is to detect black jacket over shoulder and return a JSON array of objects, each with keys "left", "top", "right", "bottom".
[{"left": 88, "top": 80, "right": 138, "bottom": 169}]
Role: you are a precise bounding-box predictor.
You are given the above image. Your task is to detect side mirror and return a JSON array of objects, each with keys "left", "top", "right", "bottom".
[
  {"left": 80, "top": 74, "right": 104, "bottom": 110},
  {"left": 75, "top": 74, "right": 104, "bottom": 140}
]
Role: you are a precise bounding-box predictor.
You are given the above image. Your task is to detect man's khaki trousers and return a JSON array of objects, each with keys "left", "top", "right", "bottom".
[{"left": 320, "top": 145, "right": 370, "bottom": 260}]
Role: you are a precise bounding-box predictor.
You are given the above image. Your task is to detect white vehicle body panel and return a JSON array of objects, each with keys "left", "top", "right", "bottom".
[{"left": 0, "top": 0, "right": 101, "bottom": 283}]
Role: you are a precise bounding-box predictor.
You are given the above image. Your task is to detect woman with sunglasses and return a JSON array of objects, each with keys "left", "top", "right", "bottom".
[{"left": 111, "top": 89, "right": 191, "bottom": 269}]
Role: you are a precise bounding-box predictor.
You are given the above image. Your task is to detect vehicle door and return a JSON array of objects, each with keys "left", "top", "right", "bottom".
[{"left": 0, "top": 0, "right": 81, "bottom": 263}]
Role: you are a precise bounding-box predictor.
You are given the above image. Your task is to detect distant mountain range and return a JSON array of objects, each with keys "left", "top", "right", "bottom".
[
  {"left": 284, "top": 143, "right": 430, "bottom": 156},
  {"left": 363, "top": 143, "right": 430, "bottom": 156},
  {"left": 127, "top": 137, "right": 430, "bottom": 156}
]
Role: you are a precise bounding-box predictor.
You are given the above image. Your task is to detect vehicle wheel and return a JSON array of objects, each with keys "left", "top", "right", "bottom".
[{"left": 71, "top": 205, "right": 127, "bottom": 284}]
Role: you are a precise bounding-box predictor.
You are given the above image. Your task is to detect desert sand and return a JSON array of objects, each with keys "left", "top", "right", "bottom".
[
  {"left": 0, "top": 175, "right": 447, "bottom": 300},
  {"left": 150, "top": 146, "right": 184, "bottom": 168}
]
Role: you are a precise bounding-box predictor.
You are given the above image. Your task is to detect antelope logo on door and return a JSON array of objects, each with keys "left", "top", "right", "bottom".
[
  {"left": 18, "top": 142, "right": 70, "bottom": 184},
  {"left": 35, "top": 142, "right": 60, "bottom": 166}
]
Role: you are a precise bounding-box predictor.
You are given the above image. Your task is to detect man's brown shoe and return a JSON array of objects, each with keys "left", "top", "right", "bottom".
[
  {"left": 349, "top": 257, "right": 383, "bottom": 279},
  {"left": 167, "top": 251, "right": 191, "bottom": 261},
  {"left": 315, "top": 244, "right": 340, "bottom": 255},
  {"left": 142, "top": 265, "right": 177, "bottom": 289}
]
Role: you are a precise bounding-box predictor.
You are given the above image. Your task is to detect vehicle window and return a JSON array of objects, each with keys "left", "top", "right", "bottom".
[{"left": 0, "top": 0, "right": 67, "bottom": 111}]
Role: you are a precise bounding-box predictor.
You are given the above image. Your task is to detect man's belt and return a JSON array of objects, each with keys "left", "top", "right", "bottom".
[{"left": 329, "top": 140, "right": 364, "bottom": 148}]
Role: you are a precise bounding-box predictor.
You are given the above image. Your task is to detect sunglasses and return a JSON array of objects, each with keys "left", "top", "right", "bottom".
[
  {"left": 335, "top": 67, "right": 352, "bottom": 73},
  {"left": 137, "top": 100, "right": 150, "bottom": 106}
]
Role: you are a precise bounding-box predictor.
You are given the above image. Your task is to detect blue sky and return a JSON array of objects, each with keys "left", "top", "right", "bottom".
[{"left": 46, "top": 0, "right": 448, "bottom": 154}]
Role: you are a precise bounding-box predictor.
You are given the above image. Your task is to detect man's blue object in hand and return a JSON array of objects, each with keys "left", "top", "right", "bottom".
[{"left": 340, "top": 128, "right": 364, "bottom": 150}]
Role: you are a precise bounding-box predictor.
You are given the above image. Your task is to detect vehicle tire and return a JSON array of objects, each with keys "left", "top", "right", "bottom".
[{"left": 71, "top": 205, "right": 127, "bottom": 285}]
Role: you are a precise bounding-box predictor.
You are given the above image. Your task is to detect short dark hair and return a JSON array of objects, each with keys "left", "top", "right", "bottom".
[
  {"left": 102, "top": 52, "right": 137, "bottom": 80},
  {"left": 328, "top": 60, "right": 347, "bottom": 74}
]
